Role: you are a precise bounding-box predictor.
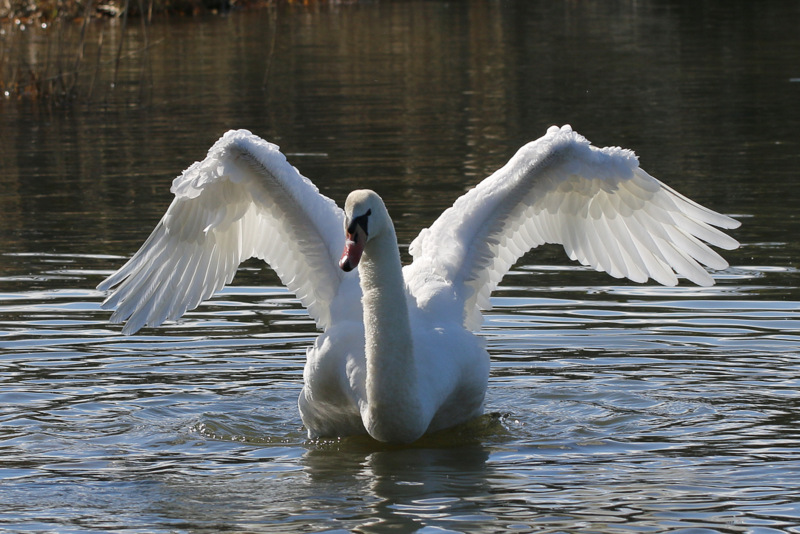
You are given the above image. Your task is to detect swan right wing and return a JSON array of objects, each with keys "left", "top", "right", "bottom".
[
  {"left": 97, "top": 130, "right": 346, "bottom": 334},
  {"left": 406, "top": 125, "right": 740, "bottom": 330}
]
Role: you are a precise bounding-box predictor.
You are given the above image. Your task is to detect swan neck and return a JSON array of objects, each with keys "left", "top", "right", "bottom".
[{"left": 359, "top": 226, "right": 425, "bottom": 442}]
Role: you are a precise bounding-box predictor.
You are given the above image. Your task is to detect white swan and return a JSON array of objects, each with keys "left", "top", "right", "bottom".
[{"left": 97, "top": 125, "right": 740, "bottom": 443}]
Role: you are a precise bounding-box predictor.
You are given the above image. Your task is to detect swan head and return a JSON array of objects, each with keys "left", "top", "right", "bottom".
[{"left": 339, "top": 189, "right": 385, "bottom": 272}]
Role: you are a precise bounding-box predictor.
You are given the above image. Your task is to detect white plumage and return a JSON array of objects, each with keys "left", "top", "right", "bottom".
[{"left": 98, "top": 125, "right": 740, "bottom": 443}]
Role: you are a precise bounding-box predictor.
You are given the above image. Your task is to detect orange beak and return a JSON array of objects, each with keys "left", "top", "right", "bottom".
[{"left": 339, "top": 224, "right": 367, "bottom": 272}]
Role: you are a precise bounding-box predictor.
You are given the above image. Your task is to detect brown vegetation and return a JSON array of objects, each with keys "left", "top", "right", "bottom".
[
  {"left": 1, "top": 0, "right": 294, "bottom": 21},
  {"left": 0, "top": 0, "right": 332, "bottom": 104}
]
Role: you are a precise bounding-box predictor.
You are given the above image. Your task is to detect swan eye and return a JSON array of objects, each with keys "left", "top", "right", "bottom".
[{"left": 347, "top": 209, "right": 371, "bottom": 236}]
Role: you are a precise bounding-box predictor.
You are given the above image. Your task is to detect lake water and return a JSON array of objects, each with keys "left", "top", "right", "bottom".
[{"left": 2, "top": 1, "right": 800, "bottom": 532}]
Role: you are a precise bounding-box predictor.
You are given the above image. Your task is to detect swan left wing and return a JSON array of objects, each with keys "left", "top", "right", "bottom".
[
  {"left": 406, "top": 125, "right": 740, "bottom": 330},
  {"left": 97, "top": 130, "right": 346, "bottom": 334}
]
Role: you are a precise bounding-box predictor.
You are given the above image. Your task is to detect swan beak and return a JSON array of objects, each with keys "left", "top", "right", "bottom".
[{"left": 339, "top": 224, "right": 367, "bottom": 272}]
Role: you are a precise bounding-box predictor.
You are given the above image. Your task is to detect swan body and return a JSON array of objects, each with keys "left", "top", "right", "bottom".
[{"left": 97, "top": 125, "right": 740, "bottom": 443}]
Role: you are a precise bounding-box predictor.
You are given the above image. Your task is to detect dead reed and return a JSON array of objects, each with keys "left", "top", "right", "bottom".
[
  {"left": 1, "top": 0, "right": 140, "bottom": 104},
  {"left": 0, "top": 0, "right": 344, "bottom": 105}
]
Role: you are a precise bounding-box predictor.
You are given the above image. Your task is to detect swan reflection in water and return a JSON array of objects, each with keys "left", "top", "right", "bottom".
[
  {"left": 303, "top": 437, "right": 493, "bottom": 532},
  {"left": 97, "top": 125, "right": 740, "bottom": 444}
]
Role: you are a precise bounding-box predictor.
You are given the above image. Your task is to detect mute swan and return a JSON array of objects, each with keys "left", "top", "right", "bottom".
[{"left": 97, "top": 125, "right": 740, "bottom": 443}]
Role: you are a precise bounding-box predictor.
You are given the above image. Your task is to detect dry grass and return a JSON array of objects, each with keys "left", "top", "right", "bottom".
[
  {"left": 2, "top": 0, "right": 331, "bottom": 21},
  {"left": 1, "top": 6, "right": 131, "bottom": 104},
  {"left": 0, "top": 0, "right": 326, "bottom": 104}
]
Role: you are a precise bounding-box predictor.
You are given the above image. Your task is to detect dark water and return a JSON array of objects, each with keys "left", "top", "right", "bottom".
[{"left": 2, "top": 2, "right": 800, "bottom": 532}]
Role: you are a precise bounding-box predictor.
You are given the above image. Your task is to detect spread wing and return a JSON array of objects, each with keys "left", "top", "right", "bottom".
[
  {"left": 97, "top": 130, "right": 346, "bottom": 334},
  {"left": 406, "top": 125, "right": 740, "bottom": 330}
]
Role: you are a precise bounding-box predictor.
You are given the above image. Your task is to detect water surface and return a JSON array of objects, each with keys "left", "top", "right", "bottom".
[{"left": 2, "top": 2, "right": 800, "bottom": 532}]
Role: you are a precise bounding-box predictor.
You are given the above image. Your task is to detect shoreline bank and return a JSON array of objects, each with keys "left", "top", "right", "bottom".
[
  {"left": 1, "top": 0, "right": 340, "bottom": 103},
  {"left": 1, "top": 0, "right": 324, "bottom": 22}
]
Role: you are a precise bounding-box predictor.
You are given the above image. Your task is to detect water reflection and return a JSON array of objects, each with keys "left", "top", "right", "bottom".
[
  {"left": 1, "top": 248, "right": 800, "bottom": 531},
  {"left": 5, "top": 1, "right": 799, "bottom": 256},
  {"left": 304, "top": 440, "right": 492, "bottom": 532}
]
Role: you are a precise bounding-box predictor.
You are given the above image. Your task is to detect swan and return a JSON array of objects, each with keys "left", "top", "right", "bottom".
[{"left": 96, "top": 125, "right": 740, "bottom": 443}]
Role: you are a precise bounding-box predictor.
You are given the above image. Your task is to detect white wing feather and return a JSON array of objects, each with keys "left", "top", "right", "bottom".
[
  {"left": 407, "top": 125, "right": 740, "bottom": 330},
  {"left": 97, "top": 130, "right": 346, "bottom": 334}
]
